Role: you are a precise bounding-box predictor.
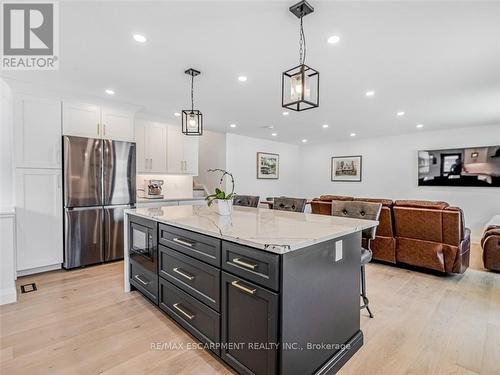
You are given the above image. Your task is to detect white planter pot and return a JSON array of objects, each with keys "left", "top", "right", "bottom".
[{"left": 216, "top": 199, "right": 233, "bottom": 216}]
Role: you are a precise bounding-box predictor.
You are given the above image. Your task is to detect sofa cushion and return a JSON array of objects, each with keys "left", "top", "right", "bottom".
[
  {"left": 318, "top": 195, "right": 353, "bottom": 202},
  {"left": 394, "top": 200, "right": 449, "bottom": 210},
  {"left": 354, "top": 197, "right": 393, "bottom": 207},
  {"left": 393, "top": 206, "right": 443, "bottom": 243},
  {"left": 396, "top": 238, "right": 445, "bottom": 272}
]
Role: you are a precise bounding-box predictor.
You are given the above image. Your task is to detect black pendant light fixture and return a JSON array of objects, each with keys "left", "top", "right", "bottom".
[
  {"left": 182, "top": 68, "right": 203, "bottom": 136},
  {"left": 282, "top": 0, "right": 319, "bottom": 112}
]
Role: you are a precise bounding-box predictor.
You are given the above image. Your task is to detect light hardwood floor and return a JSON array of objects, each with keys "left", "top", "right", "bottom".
[{"left": 1, "top": 244, "right": 499, "bottom": 375}]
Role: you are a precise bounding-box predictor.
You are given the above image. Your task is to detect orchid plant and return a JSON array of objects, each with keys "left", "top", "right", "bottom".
[{"left": 205, "top": 169, "right": 236, "bottom": 207}]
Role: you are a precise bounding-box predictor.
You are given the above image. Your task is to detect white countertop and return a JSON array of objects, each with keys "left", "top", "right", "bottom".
[
  {"left": 136, "top": 196, "right": 204, "bottom": 203},
  {"left": 125, "top": 205, "right": 378, "bottom": 254}
]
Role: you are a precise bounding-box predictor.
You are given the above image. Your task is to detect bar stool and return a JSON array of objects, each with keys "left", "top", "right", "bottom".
[
  {"left": 233, "top": 195, "right": 260, "bottom": 208},
  {"left": 273, "top": 197, "right": 307, "bottom": 213},
  {"left": 330, "top": 200, "right": 382, "bottom": 318}
]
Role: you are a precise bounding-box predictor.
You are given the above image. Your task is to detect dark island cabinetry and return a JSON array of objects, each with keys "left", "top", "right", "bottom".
[{"left": 127, "top": 215, "right": 363, "bottom": 375}]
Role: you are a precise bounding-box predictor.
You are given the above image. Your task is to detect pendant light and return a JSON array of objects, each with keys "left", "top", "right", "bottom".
[
  {"left": 182, "top": 68, "right": 203, "bottom": 136},
  {"left": 282, "top": 0, "right": 319, "bottom": 112}
]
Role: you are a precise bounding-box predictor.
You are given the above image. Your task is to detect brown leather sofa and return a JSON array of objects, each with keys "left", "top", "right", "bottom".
[
  {"left": 311, "top": 195, "right": 470, "bottom": 274},
  {"left": 481, "top": 225, "right": 500, "bottom": 271}
]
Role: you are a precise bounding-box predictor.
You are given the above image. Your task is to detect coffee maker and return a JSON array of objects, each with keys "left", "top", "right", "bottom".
[{"left": 144, "top": 179, "right": 164, "bottom": 199}]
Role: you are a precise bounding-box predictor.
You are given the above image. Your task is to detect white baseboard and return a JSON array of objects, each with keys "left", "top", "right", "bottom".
[
  {"left": 17, "top": 263, "right": 61, "bottom": 277},
  {"left": 0, "top": 287, "right": 17, "bottom": 305}
]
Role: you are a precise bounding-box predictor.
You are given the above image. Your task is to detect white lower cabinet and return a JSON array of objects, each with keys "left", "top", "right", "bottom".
[{"left": 15, "top": 169, "right": 63, "bottom": 273}]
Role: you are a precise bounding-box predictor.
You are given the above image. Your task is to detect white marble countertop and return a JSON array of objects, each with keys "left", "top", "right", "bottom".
[
  {"left": 125, "top": 205, "right": 378, "bottom": 254},
  {"left": 136, "top": 196, "right": 204, "bottom": 203}
]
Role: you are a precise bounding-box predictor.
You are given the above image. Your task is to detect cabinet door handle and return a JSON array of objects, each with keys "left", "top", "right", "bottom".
[
  {"left": 134, "top": 274, "right": 150, "bottom": 285},
  {"left": 103, "top": 124, "right": 106, "bottom": 137},
  {"left": 149, "top": 158, "right": 152, "bottom": 170},
  {"left": 232, "top": 257, "right": 258, "bottom": 270},
  {"left": 172, "top": 237, "right": 194, "bottom": 247},
  {"left": 97, "top": 123, "right": 100, "bottom": 136},
  {"left": 173, "top": 303, "right": 195, "bottom": 320},
  {"left": 173, "top": 267, "right": 195, "bottom": 281},
  {"left": 231, "top": 280, "right": 257, "bottom": 295}
]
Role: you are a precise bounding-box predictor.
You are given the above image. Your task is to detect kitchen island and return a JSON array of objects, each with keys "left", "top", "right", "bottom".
[{"left": 124, "top": 205, "right": 378, "bottom": 375}]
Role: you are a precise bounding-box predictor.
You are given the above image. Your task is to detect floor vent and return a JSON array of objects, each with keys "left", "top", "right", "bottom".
[{"left": 20, "top": 283, "right": 37, "bottom": 294}]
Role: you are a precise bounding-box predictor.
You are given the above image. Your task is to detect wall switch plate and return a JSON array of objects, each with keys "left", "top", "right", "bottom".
[{"left": 335, "top": 241, "right": 343, "bottom": 262}]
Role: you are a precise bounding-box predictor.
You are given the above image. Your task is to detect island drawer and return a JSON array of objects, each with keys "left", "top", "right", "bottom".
[
  {"left": 130, "top": 259, "right": 158, "bottom": 305},
  {"left": 159, "top": 278, "right": 220, "bottom": 355},
  {"left": 158, "top": 224, "right": 221, "bottom": 267},
  {"left": 159, "top": 245, "right": 220, "bottom": 311},
  {"left": 222, "top": 241, "right": 280, "bottom": 291}
]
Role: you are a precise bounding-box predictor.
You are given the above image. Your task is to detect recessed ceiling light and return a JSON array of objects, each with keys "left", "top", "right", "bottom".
[
  {"left": 133, "top": 34, "right": 147, "bottom": 43},
  {"left": 105, "top": 89, "right": 115, "bottom": 95},
  {"left": 322, "top": 124, "right": 329, "bottom": 128},
  {"left": 397, "top": 111, "right": 405, "bottom": 116},
  {"left": 301, "top": 139, "right": 308, "bottom": 143},
  {"left": 327, "top": 35, "right": 340, "bottom": 44},
  {"left": 350, "top": 132, "right": 357, "bottom": 137},
  {"left": 271, "top": 133, "right": 277, "bottom": 137},
  {"left": 365, "top": 91, "right": 375, "bottom": 97},
  {"left": 174, "top": 112, "right": 181, "bottom": 117},
  {"left": 282, "top": 111, "right": 289, "bottom": 116},
  {"left": 238, "top": 76, "right": 247, "bottom": 82},
  {"left": 261, "top": 125, "right": 274, "bottom": 129},
  {"left": 229, "top": 123, "right": 237, "bottom": 128},
  {"left": 416, "top": 124, "right": 424, "bottom": 128}
]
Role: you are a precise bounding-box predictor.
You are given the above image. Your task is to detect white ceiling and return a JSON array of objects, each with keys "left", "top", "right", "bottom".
[{"left": 2, "top": 1, "right": 500, "bottom": 144}]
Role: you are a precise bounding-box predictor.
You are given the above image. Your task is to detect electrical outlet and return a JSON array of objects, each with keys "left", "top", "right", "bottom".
[{"left": 335, "top": 241, "right": 343, "bottom": 262}]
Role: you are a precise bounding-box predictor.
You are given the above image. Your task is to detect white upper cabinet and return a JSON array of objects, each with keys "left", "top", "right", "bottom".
[
  {"left": 15, "top": 168, "right": 63, "bottom": 272},
  {"left": 182, "top": 134, "right": 199, "bottom": 175},
  {"left": 167, "top": 125, "right": 199, "bottom": 175},
  {"left": 14, "top": 95, "right": 62, "bottom": 169},
  {"left": 148, "top": 122, "right": 168, "bottom": 173},
  {"left": 101, "top": 108, "right": 134, "bottom": 142},
  {"left": 63, "top": 102, "right": 134, "bottom": 141},
  {"left": 135, "top": 119, "right": 168, "bottom": 174},
  {"left": 167, "top": 124, "right": 184, "bottom": 174},
  {"left": 62, "top": 102, "right": 101, "bottom": 138}
]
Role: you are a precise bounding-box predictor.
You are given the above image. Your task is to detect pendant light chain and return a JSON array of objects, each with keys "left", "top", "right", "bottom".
[
  {"left": 190, "top": 74, "right": 194, "bottom": 112},
  {"left": 298, "top": 15, "right": 307, "bottom": 65}
]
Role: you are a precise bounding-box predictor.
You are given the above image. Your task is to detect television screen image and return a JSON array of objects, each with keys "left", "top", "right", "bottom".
[{"left": 418, "top": 146, "right": 500, "bottom": 187}]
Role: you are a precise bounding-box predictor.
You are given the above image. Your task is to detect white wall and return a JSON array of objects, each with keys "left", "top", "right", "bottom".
[
  {"left": 299, "top": 124, "right": 500, "bottom": 241},
  {"left": 226, "top": 134, "right": 300, "bottom": 200},
  {"left": 194, "top": 130, "right": 227, "bottom": 194}
]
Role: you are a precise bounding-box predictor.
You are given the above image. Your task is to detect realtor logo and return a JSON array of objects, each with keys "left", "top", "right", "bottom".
[{"left": 1, "top": 1, "right": 59, "bottom": 70}]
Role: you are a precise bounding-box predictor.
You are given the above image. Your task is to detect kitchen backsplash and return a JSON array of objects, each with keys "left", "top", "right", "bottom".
[{"left": 136, "top": 175, "right": 193, "bottom": 198}]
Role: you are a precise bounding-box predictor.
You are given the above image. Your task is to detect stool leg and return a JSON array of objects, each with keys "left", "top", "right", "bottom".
[{"left": 360, "top": 264, "right": 374, "bottom": 318}]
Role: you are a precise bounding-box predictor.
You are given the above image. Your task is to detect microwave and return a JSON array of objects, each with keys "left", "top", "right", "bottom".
[{"left": 129, "top": 216, "right": 157, "bottom": 273}]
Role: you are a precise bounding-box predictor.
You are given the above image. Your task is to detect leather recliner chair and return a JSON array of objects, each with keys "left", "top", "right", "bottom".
[{"left": 392, "top": 200, "right": 470, "bottom": 273}]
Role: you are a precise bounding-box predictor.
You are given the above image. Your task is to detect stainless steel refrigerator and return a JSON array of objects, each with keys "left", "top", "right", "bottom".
[{"left": 63, "top": 136, "right": 136, "bottom": 269}]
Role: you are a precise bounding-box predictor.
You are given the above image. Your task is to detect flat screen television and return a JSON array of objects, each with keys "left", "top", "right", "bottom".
[{"left": 418, "top": 146, "right": 500, "bottom": 187}]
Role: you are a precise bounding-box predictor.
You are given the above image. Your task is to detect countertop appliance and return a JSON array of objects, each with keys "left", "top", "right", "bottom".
[
  {"left": 63, "top": 136, "right": 136, "bottom": 269},
  {"left": 145, "top": 179, "right": 164, "bottom": 199}
]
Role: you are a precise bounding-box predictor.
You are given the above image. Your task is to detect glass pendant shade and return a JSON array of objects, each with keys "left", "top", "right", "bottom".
[
  {"left": 282, "top": 64, "right": 319, "bottom": 111},
  {"left": 182, "top": 109, "right": 203, "bottom": 136}
]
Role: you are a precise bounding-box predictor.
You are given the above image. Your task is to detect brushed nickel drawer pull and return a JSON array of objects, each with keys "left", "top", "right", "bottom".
[
  {"left": 172, "top": 237, "right": 194, "bottom": 247},
  {"left": 134, "top": 274, "right": 150, "bottom": 285},
  {"left": 173, "top": 267, "right": 195, "bottom": 281},
  {"left": 173, "top": 303, "right": 195, "bottom": 320},
  {"left": 231, "top": 280, "right": 256, "bottom": 295},
  {"left": 233, "top": 257, "right": 258, "bottom": 270}
]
